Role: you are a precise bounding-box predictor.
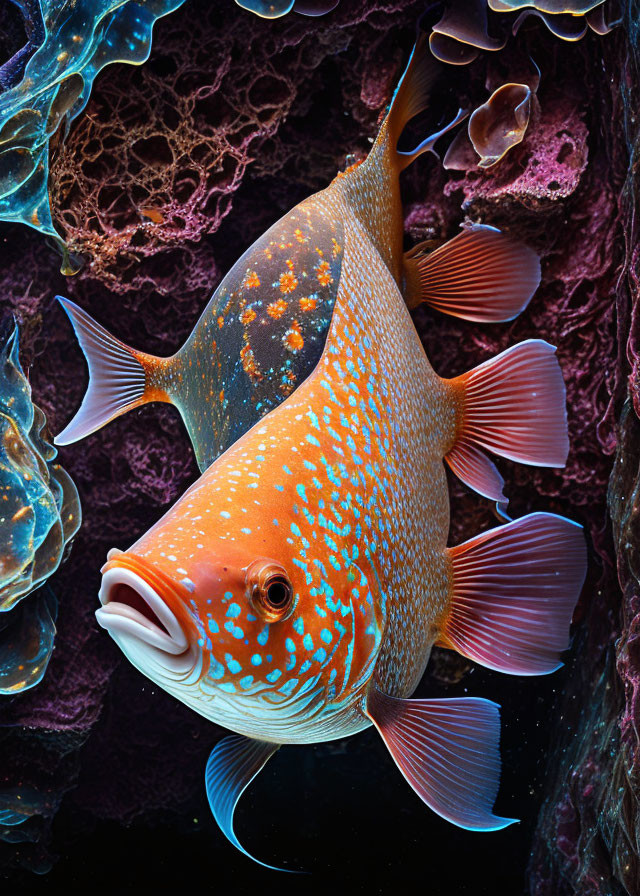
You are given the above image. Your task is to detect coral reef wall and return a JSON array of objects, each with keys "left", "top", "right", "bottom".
[{"left": 528, "top": 3, "right": 640, "bottom": 894}]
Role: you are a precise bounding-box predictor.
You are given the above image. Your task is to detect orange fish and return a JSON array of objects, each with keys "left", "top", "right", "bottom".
[{"left": 95, "top": 36, "right": 586, "bottom": 868}]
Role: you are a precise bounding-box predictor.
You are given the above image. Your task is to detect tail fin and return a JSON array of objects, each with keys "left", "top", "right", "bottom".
[
  {"left": 439, "top": 513, "right": 587, "bottom": 675},
  {"left": 54, "top": 297, "right": 165, "bottom": 445},
  {"left": 445, "top": 340, "right": 569, "bottom": 504},
  {"left": 386, "top": 33, "right": 466, "bottom": 171},
  {"left": 404, "top": 224, "right": 540, "bottom": 320}
]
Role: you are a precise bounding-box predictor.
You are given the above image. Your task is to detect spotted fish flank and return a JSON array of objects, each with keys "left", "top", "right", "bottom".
[
  {"left": 94, "top": 36, "right": 586, "bottom": 868},
  {"left": 55, "top": 204, "right": 343, "bottom": 471}
]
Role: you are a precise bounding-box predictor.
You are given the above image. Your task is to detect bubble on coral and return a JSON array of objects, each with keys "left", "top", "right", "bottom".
[
  {"left": 0, "top": 0, "right": 186, "bottom": 273},
  {"left": 0, "top": 318, "right": 80, "bottom": 693},
  {"left": 0, "top": 588, "right": 58, "bottom": 694},
  {"left": 235, "top": 0, "right": 295, "bottom": 15},
  {"left": 447, "top": 82, "right": 533, "bottom": 169},
  {"left": 234, "top": 0, "right": 338, "bottom": 16}
]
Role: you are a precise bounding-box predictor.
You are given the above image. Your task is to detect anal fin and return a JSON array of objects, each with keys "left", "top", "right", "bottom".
[{"left": 365, "top": 687, "right": 517, "bottom": 831}]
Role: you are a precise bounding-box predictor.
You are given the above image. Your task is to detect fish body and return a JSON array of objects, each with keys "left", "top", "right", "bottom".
[
  {"left": 94, "top": 36, "right": 586, "bottom": 867},
  {"left": 101, "top": 204, "right": 451, "bottom": 742}
]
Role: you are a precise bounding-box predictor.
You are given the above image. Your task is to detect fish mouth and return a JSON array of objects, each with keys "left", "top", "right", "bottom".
[{"left": 96, "top": 567, "right": 195, "bottom": 675}]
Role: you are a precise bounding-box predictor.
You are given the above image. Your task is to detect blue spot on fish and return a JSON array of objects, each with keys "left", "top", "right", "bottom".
[{"left": 225, "top": 655, "right": 242, "bottom": 674}]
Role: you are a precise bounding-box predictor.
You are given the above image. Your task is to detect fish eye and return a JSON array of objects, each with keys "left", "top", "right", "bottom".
[{"left": 246, "top": 560, "right": 295, "bottom": 623}]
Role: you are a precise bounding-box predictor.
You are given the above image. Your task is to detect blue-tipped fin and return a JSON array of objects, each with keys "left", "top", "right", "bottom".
[
  {"left": 384, "top": 33, "right": 467, "bottom": 170},
  {"left": 365, "top": 687, "right": 518, "bottom": 831},
  {"left": 205, "top": 734, "right": 296, "bottom": 871}
]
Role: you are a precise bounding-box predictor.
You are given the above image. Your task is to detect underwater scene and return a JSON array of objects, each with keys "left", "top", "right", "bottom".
[{"left": 0, "top": 0, "right": 638, "bottom": 893}]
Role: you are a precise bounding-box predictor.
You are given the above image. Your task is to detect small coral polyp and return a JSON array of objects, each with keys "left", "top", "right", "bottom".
[
  {"left": 0, "top": 0, "right": 185, "bottom": 271},
  {"left": 0, "top": 319, "right": 80, "bottom": 693}
]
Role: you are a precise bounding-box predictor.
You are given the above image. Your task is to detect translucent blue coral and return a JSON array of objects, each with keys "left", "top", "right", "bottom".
[
  {"left": 0, "top": 318, "right": 80, "bottom": 693},
  {"left": 0, "top": 0, "right": 186, "bottom": 273}
]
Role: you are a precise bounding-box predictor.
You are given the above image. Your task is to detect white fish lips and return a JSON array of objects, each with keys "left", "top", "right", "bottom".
[{"left": 96, "top": 567, "right": 188, "bottom": 656}]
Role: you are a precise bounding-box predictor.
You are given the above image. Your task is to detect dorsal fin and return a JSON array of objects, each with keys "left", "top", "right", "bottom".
[{"left": 381, "top": 33, "right": 466, "bottom": 170}]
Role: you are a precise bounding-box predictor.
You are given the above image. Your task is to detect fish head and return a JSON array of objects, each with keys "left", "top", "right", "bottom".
[{"left": 96, "top": 428, "right": 386, "bottom": 740}]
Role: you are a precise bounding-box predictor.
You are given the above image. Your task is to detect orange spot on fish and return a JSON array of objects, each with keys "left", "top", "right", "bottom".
[
  {"left": 240, "top": 343, "right": 260, "bottom": 381},
  {"left": 267, "top": 299, "right": 288, "bottom": 319},
  {"left": 241, "top": 307, "right": 257, "bottom": 325},
  {"left": 316, "top": 260, "right": 333, "bottom": 286},
  {"left": 218, "top": 316, "right": 224, "bottom": 329},
  {"left": 332, "top": 238, "right": 342, "bottom": 257},
  {"left": 294, "top": 228, "right": 307, "bottom": 243},
  {"left": 299, "top": 296, "right": 317, "bottom": 312},
  {"left": 244, "top": 271, "right": 261, "bottom": 289},
  {"left": 283, "top": 321, "right": 304, "bottom": 353},
  {"left": 279, "top": 271, "right": 298, "bottom": 294}
]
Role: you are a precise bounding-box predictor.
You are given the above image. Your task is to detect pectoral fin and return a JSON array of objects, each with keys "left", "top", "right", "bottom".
[
  {"left": 365, "top": 687, "right": 517, "bottom": 831},
  {"left": 403, "top": 223, "right": 540, "bottom": 319},
  {"left": 439, "top": 512, "right": 586, "bottom": 675},
  {"left": 205, "top": 734, "right": 290, "bottom": 870}
]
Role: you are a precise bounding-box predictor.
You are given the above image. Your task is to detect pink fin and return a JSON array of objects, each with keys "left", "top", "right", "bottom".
[
  {"left": 445, "top": 339, "right": 569, "bottom": 502},
  {"left": 366, "top": 687, "right": 517, "bottom": 831},
  {"left": 404, "top": 224, "right": 540, "bottom": 320},
  {"left": 440, "top": 512, "right": 587, "bottom": 675},
  {"left": 445, "top": 440, "right": 507, "bottom": 504},
  {"left": 54, "top": 297, "right": 153, "bottom": 445}
]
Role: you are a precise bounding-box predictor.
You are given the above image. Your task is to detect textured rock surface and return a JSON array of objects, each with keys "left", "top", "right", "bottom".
[
  {"left": 0, "top": 0, "right": 635, "bottom": 889},
  {"left": 527, "top": 4, "right": 640, "bottom": 894}
]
